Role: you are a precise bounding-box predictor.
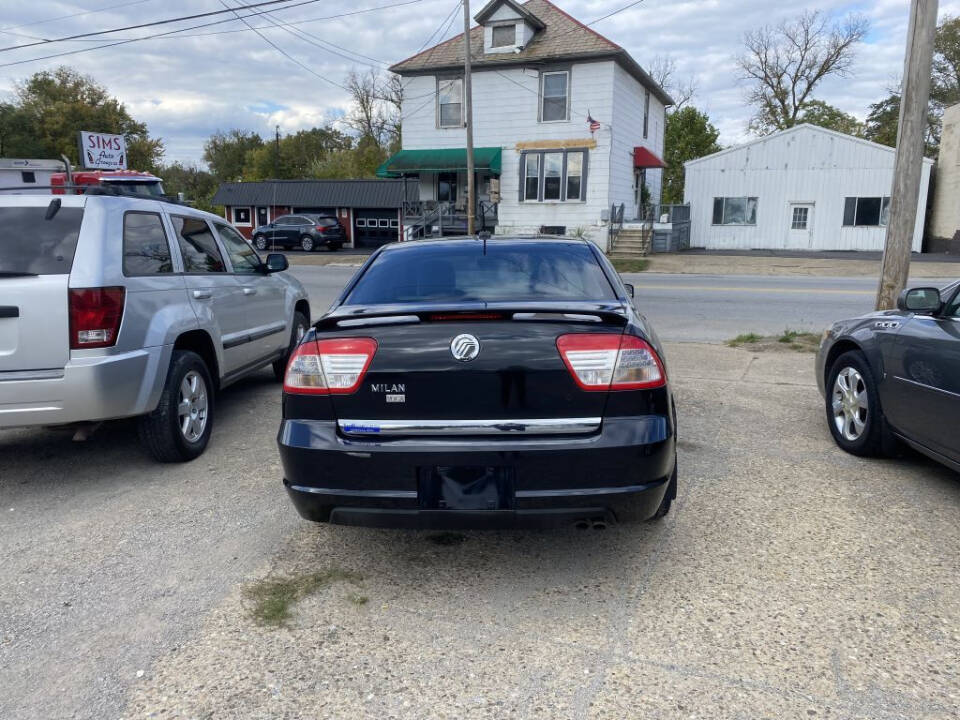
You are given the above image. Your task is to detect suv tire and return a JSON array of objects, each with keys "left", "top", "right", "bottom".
[
  {"left": 138, "top": 350, "right": 215, "bottom": 462},
  {"left": 300, "top": 235, "right": 315, "bottom": 252},
  {"left": 273, "top": 310, "right": 309, "bottom": 381},
  {"left": 253, "top": 234, "right": 268, "bottom": 251}
]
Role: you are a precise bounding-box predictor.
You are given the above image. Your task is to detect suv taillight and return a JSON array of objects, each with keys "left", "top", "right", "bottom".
[
  {"left": 556, "top": 333, "right": 665, "bottom": 391},
  {"left": 316, "top": 225, "right": 325, "bottom": 232},
  {"left": 283, "top": 337, "right": 377, "bottom": 395},
  {"left": 69, "top": 287, "right": 126, "bottom": 349}
]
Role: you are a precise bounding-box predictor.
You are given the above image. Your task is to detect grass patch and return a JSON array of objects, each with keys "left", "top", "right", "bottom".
[
  {"left": 347, "top": 593, "right": 369, "bottom": 606},
  {"left": 727, "top": 332, "right": 762, "bottom": 347},
  {"left": 611, "top": 258, "right": 649, "bottom": 273},
  {"left": 727, "top": 330, "right": 821, "bottom": 353},
  {"left": 244, "top": 568, "right": 362, "bottom": 627}
]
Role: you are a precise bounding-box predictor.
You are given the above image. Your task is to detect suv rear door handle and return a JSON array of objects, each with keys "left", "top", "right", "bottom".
[
  {"left": 192, "top": 290, "right": 212, "bottom": 300},
  {"left": 243, "top": 287, "right": 257, "bottom": 296}
]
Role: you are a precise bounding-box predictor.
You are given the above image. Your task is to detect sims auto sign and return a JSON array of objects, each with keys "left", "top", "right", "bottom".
[{"left": 77, "top": 131, "right": 127, "bottom": 170}]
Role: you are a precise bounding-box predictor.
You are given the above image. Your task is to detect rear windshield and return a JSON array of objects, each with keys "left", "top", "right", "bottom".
[
  {"left": 315, "top": 217, "right": 338, "bottom": 226},
  {"left": 0, "top": 205, "right": 84, "bottom": 275},
  {"left": 345, "top": 242, "right": 616, "bottom": 305}
]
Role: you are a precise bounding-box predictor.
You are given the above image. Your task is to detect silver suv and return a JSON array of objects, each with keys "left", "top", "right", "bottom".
[{"left": 0, "top": 193, "right": 309, "bottom": 461}]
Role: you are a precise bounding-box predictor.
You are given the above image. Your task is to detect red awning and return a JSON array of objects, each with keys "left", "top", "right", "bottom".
[{"left": 633, "top": 147, "right": 665, "bottom": 168}]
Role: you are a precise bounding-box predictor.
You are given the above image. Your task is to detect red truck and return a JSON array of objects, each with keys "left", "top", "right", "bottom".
[{"left": 51, "top": 169, "right": 165, "bottom": 196}]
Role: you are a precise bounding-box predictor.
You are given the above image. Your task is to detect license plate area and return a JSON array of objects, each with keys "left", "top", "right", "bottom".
[{"left": 418, "top": 466, "right": 514, "bottom": 511}]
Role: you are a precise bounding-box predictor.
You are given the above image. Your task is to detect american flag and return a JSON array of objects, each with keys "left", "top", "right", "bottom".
[{"left": 587, "top": 112, "right": 600, "bottom": 133}]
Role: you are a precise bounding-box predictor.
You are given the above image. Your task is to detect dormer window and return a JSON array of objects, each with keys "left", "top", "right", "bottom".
[{"left": 491, "top": 24, "right": 515, "bottom": 48}]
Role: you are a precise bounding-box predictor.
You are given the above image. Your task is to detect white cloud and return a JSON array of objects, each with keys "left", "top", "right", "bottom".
[{"left": 1, "top": 0, "right": 958, "bottom": 162}]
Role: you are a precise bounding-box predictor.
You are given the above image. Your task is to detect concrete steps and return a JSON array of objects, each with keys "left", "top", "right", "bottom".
[{"left": 609, "top": 228, "right": 652, "bottom": 257}]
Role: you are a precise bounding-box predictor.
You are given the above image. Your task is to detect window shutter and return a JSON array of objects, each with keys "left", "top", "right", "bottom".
[{"left": 842, "top": 198, "right": 856, "bottom": 226}]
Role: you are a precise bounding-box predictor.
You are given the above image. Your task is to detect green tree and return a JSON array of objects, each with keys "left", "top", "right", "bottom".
[
  {"left": 933, "top": 15, "right": 960, "bottom": 109},
  {"left": 159, "top": 161, "right": 219, "bottom": 213},
  {"left": 864, "top": 93, "right": 939, "bottom": 156},
  {"left": 203, "top": 129, "right": 263, "bottom": 181},
  {"left": 243, "top": 127, "right": 352, "bottom": 180},
  {"left": 6, "top": 66, "right": 163, "bottom": 169},
  {"left": 797, "top": 100, "right": 864, "bottom": 136},
  {"left": 662, "top": 106, "right": 721, "bottom": 204}
]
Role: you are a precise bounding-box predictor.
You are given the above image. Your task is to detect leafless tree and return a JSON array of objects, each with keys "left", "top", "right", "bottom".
[
  {"left": 345, "top": 68, "right": 389, "bottom": 148},
  {"left": 377, "top": 72, "right": 404, "bottom": 151},
  {"left": 738, "top": 10, "right": 868, "bottom": 134},
  {"left": 648, "top": 54, "right": 697, "bottom": 112}
]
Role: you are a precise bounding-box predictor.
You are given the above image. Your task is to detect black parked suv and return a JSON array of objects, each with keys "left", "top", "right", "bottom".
[{"left": 253, "top": 214, "right": 345, "bottom": 252}]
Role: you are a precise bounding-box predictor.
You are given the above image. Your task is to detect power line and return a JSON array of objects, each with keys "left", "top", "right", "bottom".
[
  {"left": 0, "top": 0, "right": 152, "bottom": 41},
  {"left": 0, "top": 0, "right": 339, "bottom": 69},
  {"left": 0, "top": 0, "right": 301, "bottom": 54},
  {"left": 217, "top": 0, "right": 349, "bottom": 92}
]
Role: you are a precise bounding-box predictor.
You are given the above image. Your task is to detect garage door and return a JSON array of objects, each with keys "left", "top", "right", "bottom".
[{"left": 354, "top": 209, "right": 399, "bottom": 248}]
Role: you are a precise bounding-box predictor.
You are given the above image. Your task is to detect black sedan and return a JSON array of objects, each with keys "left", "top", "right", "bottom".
[
  {"left": 817, "top": 281, "right": 960, "bottom": 471},
  {"left": 252, "top": 214, "right": 344, "bottom": 252},
  {"left": 278, "top": 237, "right": 678, "bottom": 529}
]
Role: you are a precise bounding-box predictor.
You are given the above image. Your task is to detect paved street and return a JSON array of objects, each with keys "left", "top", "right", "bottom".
[{"left": 287, "top": 265, "right": 957, "bottom": 343}]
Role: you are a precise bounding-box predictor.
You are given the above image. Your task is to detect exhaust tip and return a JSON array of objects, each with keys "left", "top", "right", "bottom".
[
  {"left": 573, "top": 519, "right": 591, "bottom": 530},
  {"left": 591, "top": 517, "right": 608, "bottom": 530}
]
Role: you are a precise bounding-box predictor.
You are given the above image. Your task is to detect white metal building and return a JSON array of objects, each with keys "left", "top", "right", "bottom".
[{"left": 683, "top": 124, "right": 933, "bottom": 252}]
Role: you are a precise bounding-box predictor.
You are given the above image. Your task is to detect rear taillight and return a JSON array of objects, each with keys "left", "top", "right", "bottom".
[
  {"left": 556, "top": 333, "right": 665, "bottom": 391},
  {"left": 69, "top": 287, "right": 125, "bottom": 349},
  {"left": 283, "top": 337, "right": 377, "bottom": 395},
  {"left": 316, "top": 225, "right": 325, "bottom": 232}
]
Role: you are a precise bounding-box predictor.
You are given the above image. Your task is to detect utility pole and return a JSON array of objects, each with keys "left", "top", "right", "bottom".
[
  {"left": 876, "top": 0, "right": 938, "bottom": 310},
  {"left": 274, "top": 125, "right": 280, "bottom": 179},
  {"left": 463, "top": 0, "right": 476, "bottom": 236}
]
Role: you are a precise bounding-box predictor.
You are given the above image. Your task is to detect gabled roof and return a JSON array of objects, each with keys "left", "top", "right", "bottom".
[
  {"left": 211, "top": 179, "right": 420, "bottom": 208},
  {"left": 474, "top": 0, "right": 544, "bottom": 31},
  {"left": 390, "top": 0, "right": 673, "bottom": 106},
  {"left": 684, "top": 123, "right": 936, "bottom": 168}
]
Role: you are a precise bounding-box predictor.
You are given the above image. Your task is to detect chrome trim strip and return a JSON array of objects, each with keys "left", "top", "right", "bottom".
[
  {"left": 337, "top": 315, "right": 420, "bottom": 328},
  {"left": 338, "top": 417, "right": 602, "bottom": 436},
  {"left": 893, "top": 375, "right": 960, "bottom": 399},
  {"left": 512, "top": 312, "right": 603, "bottom": 323},
  {"left": 516, "top": 482, "right": 664, "bottom": 498},
  {"left": 0, "top": 368, "right": 65, "bottom": 382},
  {"left": 287, "top": 484, "right": 417, "bottom": 499}
]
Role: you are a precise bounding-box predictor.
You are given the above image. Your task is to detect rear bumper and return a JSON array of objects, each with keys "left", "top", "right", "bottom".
[
  {"left": 279, "top": 415, "right": 676, "bottom": 528},
  {"left": 0, "top": 345, "right": 171, "bottom": 428}
]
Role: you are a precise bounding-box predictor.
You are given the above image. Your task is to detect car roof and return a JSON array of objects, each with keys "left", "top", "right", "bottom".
[
  {"left": 0, "top": 192, "right": 225, "bottom": 224},
  {"left": 377, "top": 235, "right": 593, "bottom": 253}
]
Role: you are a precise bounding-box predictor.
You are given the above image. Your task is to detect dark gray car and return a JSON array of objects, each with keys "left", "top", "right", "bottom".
[
  {"left": 816, "top": 280, "right": 960, "bottom": 472},
  {"left": 252, "top": 214, "right": 345, "bottom": 252}
]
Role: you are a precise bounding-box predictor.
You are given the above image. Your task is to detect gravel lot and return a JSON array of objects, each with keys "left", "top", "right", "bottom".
[{"left": 4, "top": 342, "right": 954, "bottom": 719}]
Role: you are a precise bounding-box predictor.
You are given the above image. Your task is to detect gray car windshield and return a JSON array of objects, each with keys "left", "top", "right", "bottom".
[
  {"left": 0, "top": 206, "right": 84, "bottom": 275},
  {"left": 345, "top": 242, "right": 617, "bottom": 304}
]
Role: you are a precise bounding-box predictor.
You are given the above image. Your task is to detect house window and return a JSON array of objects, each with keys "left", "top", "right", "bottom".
[
  {"left": 437, "top": 77, "right": 463, "bottom": 128},
  {"left": 524, "top": 154, "right": 540, "bottom": 201},
  {"left": 521, "top": 150, "right": 588, "bottom": 202},
  {"left": 543, "top": 153, "right": 563, "bottom": 200},
  {"left": 712, "top": 197, "right": 758, "bottom": 225},
  {"left": 843, "top": 196, "right": 890, "bottom": 227},
  {"left": 540, "top": 71, "right": 568, "bottom": 122},
  {"left": 791, "top": 207, "right": 809, "bottom": 230},
  {"left": 566, "top": 152, "right": 584, "bottom": 201},
  {"left": 232, "top": 207, "right": 251, "bottom": 225},
  {"left": 643, "top": 89, "right": 650, "bottom": 139},
  {"left": 491, "top": 24, "right": 515, "bottom": 47}
]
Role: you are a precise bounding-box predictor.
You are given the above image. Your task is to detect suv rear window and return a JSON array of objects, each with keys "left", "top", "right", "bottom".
[
  {"left": 345, "top": 242, "right": 616, "bottom": 305},
  {"left": 316, "top": 218, "right": 338, "bottom": 227},
  {"left": 0, "top": 205, "right": 84, "bottom": 275}
]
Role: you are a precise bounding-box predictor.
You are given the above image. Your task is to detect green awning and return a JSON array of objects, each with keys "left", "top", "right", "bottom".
[{"left": 376, "top": 147, "right": 502, "bottom": 177}]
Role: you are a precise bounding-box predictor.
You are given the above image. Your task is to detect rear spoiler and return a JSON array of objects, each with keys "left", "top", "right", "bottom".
[{"left": 317, "top": 302, "right": 629, "bottom": 330}]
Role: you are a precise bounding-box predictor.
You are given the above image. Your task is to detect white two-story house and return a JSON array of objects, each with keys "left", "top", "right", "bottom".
[{"left": 378, "top": 0, "right": 672, "bottom": 249}]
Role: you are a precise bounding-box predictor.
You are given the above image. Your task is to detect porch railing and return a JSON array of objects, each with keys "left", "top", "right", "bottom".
[{"left": 609, "top": 203, "right": 625, "bottom": 245}]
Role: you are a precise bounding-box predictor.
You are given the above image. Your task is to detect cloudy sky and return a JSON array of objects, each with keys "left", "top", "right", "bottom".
[{"left": 1, "top": 0, "right": 958, "bottom": 165}]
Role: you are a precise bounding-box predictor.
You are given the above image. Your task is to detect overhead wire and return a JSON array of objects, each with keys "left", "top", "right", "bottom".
[{"left": 0, "top": 0, "right": 152, "bottom": 41}]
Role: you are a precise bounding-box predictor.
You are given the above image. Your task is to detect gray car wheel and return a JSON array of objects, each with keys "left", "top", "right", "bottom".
[
  {"left": 274, "top": 310, "right": 309, "bottom": 381},
  {"left": 825, "top": 350, "right": 892, "bottom": 457},
  {"left": 300, "top": 235, "right": 315, "bottom": 252},
  {"left": 254, "top": 235, "right": 268, "bottom": 251}
]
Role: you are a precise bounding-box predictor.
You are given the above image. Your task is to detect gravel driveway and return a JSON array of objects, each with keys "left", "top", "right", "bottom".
[{"left": 2, "top": 344, "right": 959, "bottom": 719}]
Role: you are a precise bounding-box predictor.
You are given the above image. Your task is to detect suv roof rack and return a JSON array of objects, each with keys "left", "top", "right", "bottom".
[{"left": 0, "top": 184, "right": 187, "bottom": 205}]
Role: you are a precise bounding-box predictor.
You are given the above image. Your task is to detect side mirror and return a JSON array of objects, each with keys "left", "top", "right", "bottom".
[
  {"left": 897, "top": 287, "right": 942, "bottom": 314},
  {"left": 623, "top": 282, "right": 635, "bottom": 298},
  {"left": 264, "top": 253, "right": 288, "bottom": 273}
]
